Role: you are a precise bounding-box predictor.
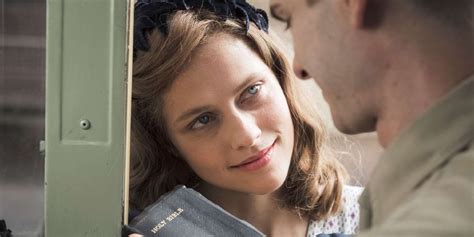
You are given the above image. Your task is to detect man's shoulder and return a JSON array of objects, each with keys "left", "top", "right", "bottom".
[
  {"left": 441, "top": 139, "right": 474, "bottom": 174},
  {"left": 400, "top": 142, "right": 473, "bottom": 222},
  {"left": 360, "top": 146, "right": 474, "bottom": 236}
]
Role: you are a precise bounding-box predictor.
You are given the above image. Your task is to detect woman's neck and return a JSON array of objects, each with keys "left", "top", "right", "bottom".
[{"left": 195, "top": 183, "right": 309, "bottom": 237}]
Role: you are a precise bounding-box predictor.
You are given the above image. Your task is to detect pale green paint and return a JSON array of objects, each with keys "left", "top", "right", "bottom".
[{"left": 45, "top": 0, "right": 129, "bottom": 236}]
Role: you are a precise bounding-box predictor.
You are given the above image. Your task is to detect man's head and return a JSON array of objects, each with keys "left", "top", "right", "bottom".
[{"left": 269, "top": 0, "right": 473, "bottom": 136}]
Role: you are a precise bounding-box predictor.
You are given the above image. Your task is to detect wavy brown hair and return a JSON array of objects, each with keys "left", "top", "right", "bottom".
[{"left": 130, "top": 10, "right": 348, "bottom": 220}]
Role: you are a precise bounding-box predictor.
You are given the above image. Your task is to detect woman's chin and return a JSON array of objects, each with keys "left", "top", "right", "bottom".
[
  {"left": 199, "top": 170, "right": 289, "bottom": 196},
  {"left": 247, "top": 176, "right": 286, "bottom": 195}
]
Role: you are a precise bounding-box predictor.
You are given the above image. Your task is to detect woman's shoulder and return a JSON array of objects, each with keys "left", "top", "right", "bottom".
[{"left": 306, "top": 185, "right": 364, "bottom": 237}]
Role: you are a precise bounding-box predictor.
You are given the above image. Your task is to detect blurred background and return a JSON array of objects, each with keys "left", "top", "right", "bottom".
[
  {"left": 0, "top": 0, "right": 381, "bottom": 236},
  {"left": 1, "top": 0, "right": 46, "bottom": 236}
]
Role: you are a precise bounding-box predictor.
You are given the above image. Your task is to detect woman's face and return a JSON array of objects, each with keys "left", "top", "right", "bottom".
[{"left": 163, "top": 34, "right": 294, "bottom": 195}]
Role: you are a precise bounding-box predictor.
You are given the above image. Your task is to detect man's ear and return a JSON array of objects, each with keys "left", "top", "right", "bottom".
[{"left": 341, "top": 0, "right": 368, "bottom": 28}]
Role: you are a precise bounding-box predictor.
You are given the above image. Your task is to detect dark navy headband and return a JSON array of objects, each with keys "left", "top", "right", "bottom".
[{"left": 134, "top": 0, "right": 269, "bottom": 53}]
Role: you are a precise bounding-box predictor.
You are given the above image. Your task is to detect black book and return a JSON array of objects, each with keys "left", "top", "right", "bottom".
[{"left": 129, "top": 185, "right": 265, "bottom": 237}]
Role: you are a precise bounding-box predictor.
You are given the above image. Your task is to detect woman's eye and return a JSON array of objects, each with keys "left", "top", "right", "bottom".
[
  {"left": 190, "top": 114, "right": 214, "bottom": 130},
  {"left": 248, "top": 85, "right": 260, "bottom": 94},
  {"left": 241, "top": 84, "right": 261, "bottom": 101},
  {"left": 198, "top": 115, "right": 209, "bottom": 124}
]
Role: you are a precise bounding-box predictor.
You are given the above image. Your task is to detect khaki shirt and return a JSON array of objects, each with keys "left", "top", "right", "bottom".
[{"left": 358, "top": 75, "right": 474, "bottom": 236}]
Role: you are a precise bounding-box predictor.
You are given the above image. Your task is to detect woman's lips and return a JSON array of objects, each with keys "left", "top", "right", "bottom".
[{"left": 231, "top": 142, "right": 275, "bottom": 171}]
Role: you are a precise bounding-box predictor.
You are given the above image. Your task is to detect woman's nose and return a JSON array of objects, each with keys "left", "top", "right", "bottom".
[
  {"left": 229, "top": 113, "right": 261, "bottom": 150},
  {"left": 293, "top": 59, "right": 310, "bottom": 79}
]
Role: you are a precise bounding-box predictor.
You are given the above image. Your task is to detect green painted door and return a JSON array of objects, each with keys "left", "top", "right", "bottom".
[{"left": 45, "top": 0, "right": 132, "bottom": 236}]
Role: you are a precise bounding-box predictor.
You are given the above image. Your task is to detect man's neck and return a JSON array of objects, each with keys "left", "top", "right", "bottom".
[{"left": 375, "top": 46, "right": 473, "bottom": 148}]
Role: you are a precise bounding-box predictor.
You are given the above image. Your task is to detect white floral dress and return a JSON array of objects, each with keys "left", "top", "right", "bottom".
[{"left": 306, "top": 185, "right": 364, "bottom": 237}]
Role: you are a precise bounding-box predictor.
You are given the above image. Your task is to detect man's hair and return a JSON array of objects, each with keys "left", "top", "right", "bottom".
[
  {"left": 306, "top": 0, "right": 317, "bottom": 7},
  {"left": 305, "top": 0, "right": 473, "bottom": 29},
  {"left": 130, "top": 10, "right": 348, "bottom": 220},
  {"left": 411, "top": 0, "right": 473, "bottom": 28}
]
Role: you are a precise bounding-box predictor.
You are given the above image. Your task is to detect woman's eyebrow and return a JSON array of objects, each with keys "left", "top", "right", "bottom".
[
  {"left": 233, "top": 72, "right": 267, "bottom": 95},
  {"left": 175, "top": 105, "right": 213, "bottom": 125}
]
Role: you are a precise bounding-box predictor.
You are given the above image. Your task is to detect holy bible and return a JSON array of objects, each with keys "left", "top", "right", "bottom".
[{"left": 128, "top": 185, "right": 265, "bottom": 237}]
